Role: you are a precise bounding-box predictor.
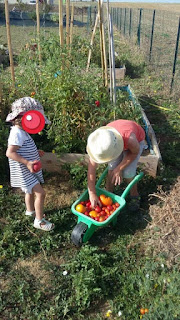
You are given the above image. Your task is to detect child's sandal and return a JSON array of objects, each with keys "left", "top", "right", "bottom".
[{"left": 34, "top": 218, "right": 54, "bottom": 231}]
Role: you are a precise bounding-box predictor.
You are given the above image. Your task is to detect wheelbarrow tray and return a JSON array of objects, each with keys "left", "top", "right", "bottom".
[
  {"left": 71, "top": 187, "right": 126, "bottom": 228},
  {"left": 71, "top": 170, "right": 143, "bottom": 245}
]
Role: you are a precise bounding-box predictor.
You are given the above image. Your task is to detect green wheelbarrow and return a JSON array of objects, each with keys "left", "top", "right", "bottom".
[{"left": 71, "top": 168, "right": 144, "bottom": 247}]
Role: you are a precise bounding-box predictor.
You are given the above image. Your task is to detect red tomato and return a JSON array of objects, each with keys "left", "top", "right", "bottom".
[
  {"left": 80, "top": 201, "right": 85, "bottom": 205},
  {"left": 95, "top": 205, "right": 101, "bottom": 213},
  {"left": 84, "top": 211, "right": 89, "bottom": 216},
  {"left": 105, "top": 208, "right": 110, "bottom": 215},
  {"left": 107, "top": 205, "right": 113, "bottom": 211},
  {"left": 86, "top": 202, "right": 91, "bottom": 207},
  {"left": 95, "top": 217, "right": 99, "bottom": 221},
  {"left": 99, "top": 216, "right": 106, "bottom": 222},
  {"left": 33, "top": 161, "right": 42, "bottom": 172},
  {"left": 100, "top": 211, "right": 106, "bottom": 216},
  {"left": 99, "top": 194, "right": 113, "bottom": 206},
  {"left": 95, "top": 100, "right": 100, "bottom": 107},
  {"left": 115, "top": 202, "right": 120, "bottom": 208}
]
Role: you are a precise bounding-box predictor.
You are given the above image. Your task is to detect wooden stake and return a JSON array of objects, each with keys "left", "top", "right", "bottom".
[
  {"left": 36, "top": 0, "right": 42, "bottom": 63},
  {"left": 101, "top": 0, "right": 108, "bottom": 87},
  {"left": 70, "top": 3, "right": 74, "bottom": 45},
  {"left": 66, "top": 0, "right": 70, "bottom": 45},
  {"left": 59, "top": 0, "right": 64, "bottom": 46},
  {"left": 109, "top": 14, "right": 116, "bottom": 104},
  {"left": 86, "top": 13, "right": 99, "bottom": 72},
  {"left": 106, "top": 0, "right": 112, "bottom": 101},
  {"left": 5, "top": 0, "right": 15, "bottom": 86},
  {"left": 98, "top": 0, "right": 105, "bottom": 83}
]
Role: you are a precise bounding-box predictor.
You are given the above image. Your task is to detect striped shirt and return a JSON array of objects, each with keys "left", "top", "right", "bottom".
[{"left": 8, "top": 126, "right": 44, "bottom": 193}]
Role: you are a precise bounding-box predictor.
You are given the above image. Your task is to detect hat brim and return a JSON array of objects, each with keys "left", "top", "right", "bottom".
[{"left": 86, "top": 126, "right": 124, "bottom": 164}]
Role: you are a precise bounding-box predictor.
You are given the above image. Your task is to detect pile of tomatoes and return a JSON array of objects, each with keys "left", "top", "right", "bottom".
[{"left": 75, "top": 194, "right": 120, "bottom": 222}]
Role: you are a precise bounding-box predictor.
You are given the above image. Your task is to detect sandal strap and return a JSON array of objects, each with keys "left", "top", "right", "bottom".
[{"left": 34, "top": 218, "right": 54, "bottom": 231}]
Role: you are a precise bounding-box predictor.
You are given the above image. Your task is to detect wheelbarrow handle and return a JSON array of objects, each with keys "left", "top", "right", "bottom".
[
  {"left": 121, "top": 172, "right": 144, "bottom": 199},
  {"left": 96, "top": 168, "right": 144, "bottom": 199}
]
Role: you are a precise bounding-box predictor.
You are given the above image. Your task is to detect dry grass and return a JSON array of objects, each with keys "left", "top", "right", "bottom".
[{"left": 144, "top": 177, "right": 180, "bottom": 267}]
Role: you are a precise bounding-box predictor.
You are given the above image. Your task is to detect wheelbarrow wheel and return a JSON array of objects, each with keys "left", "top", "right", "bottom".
[{"left": 71, "top": 222, "right": 88, "bottom": 247}]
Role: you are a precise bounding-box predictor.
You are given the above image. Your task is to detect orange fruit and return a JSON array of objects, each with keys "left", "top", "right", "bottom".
[{"left": 75, "top": 204, "right": 86, "bottom": 213}]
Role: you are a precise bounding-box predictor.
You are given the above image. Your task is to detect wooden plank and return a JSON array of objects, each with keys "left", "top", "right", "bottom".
[{"left": 41, "top": 150, "right": 159, "bottom": 178}]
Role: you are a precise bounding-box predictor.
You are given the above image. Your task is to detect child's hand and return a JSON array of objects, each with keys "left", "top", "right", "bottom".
[
  {"left": 38, "top": 150, "right": 45, "bottom": 157},
  {"left": 89, "top": 193, "right": 102, "bottom": 209},
  {"left": 27, "top": 160, "right": 39, "bottom": 173}
]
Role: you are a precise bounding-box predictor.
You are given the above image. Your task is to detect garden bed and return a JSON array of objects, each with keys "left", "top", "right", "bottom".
[{"left": 41, "top": 85, "right": 162, "bottom": 178}]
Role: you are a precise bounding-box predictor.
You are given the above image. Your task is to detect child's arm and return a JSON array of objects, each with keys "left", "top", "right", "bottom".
[
  {"left": 87, "top": 158, "right": 102, "bottom": 208},
  {"left": 6, "top": 145, "right": 36, "bottom": 173}
]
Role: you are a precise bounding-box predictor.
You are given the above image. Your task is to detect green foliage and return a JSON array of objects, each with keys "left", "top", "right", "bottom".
[{"left": 2, "top": 34, "right": 143, "bottom": 156}]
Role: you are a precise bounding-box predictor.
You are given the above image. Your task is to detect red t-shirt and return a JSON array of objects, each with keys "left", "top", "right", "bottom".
[{"left": 107, "top": 120, "right": 145, "bottom": 150}]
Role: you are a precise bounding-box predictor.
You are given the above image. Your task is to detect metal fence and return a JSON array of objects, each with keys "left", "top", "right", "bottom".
[{"left": 111, "top": 7, "right": 180, "bottom": 99}]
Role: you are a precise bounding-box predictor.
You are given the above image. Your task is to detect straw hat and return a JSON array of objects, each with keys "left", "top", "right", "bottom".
[
  {"left": 86, "top": 126, "right": 124, "bottom": 164},
  {"left": 6, "top": 97, "right": 51, "bottom": 124}
]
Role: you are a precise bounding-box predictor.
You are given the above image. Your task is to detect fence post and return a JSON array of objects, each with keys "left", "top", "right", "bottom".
[
  {"left": 170, "top": 17, "right": 180, "bottom": 93},
  {"left": 137, "top": 8, "right": 142, "bottom": 46},
  {"left": 149, "top": 9, "right": 156, "bottom": 62},
  {"left": 129, "top": 8, "right": 132, "bottom": 37},
  {"left": 120, "top": 8, "right": 122, "bottom": 31},
  {"left": 124, "top": 8, "right": 126, "bottom": 35}
]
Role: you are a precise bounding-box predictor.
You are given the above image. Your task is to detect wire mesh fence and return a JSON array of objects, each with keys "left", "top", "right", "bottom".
[{"left": 111, "top": 7, "right": 180, "bottom": 99}]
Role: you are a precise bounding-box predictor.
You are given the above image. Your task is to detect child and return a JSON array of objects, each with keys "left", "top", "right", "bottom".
[
  {"left": 6, "top": 97, "right": 54, "bottom": 231},
  {"left": 86, "top": 119, "right": 145, "bottom": 212}
]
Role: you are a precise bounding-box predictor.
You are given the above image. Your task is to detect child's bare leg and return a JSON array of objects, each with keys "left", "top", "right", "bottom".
[
  {"left": 25, "top": 193, "right": 35, "bottom": 212},
  {"left": 125, "top": 178, "right": 139, "bottom": 197},
  {"left": 105, "top": 170, "right": 114, "bottom": 193},
  {"left": 32, "top": 183, "right": 46, "bottom": 221}
]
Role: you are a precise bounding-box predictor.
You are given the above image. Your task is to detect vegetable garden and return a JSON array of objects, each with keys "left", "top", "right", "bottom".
[{"left": 0, "top": 1, "right": 180, "bottom": 319}]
